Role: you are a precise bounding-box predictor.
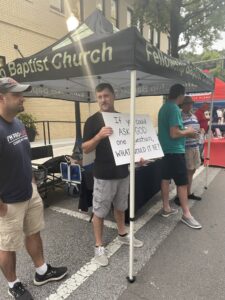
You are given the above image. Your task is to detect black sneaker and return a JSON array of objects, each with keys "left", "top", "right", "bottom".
[
  {"left": 8, "top": 282, "right": 33, "bottom": 300},
  {"left": 33, "top": 264, "right": 68, "bottom": 286},
  {"left": 174, "top": 196, "right": 181, "bottom": 206},
  {"left": 188, "top": 193, "right": 202, "bottom": 201}
]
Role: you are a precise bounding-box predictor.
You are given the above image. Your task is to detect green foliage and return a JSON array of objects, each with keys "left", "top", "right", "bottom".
[
  {"left": 133, "top": 0, "right": 169, "bottom": 33},
  {"left": 181, "top": 49, "right": 225, "bottom": 81},
  {"left": 17, "top": 113, "right": 38, "bottom": 135},
  {"left": 133, "top": 0, "right": 225, "bottom": 58},
  {"left": 181, "top": 49, "right": 221, "bottom": 63}
]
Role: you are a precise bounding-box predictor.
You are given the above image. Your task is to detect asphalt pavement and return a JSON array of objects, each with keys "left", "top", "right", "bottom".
[
  {"left": 119, "top": 168, "right": 225, "bottom": 300},
  {"left": 0, "top": 163, "right": 224, "bottom": 300}
]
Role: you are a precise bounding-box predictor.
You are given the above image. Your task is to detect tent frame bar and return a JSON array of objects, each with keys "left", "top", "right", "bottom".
[
  {"left": 127, "top": 70, "right": 136, "bottom": 283},
  {"left": 205, "top": 86, "right": 215, "bottom": 189}
]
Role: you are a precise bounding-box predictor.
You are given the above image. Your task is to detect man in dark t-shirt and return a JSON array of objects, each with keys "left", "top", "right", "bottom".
[
  {"left": 82, "top": 83, "right": 143, "bottom": 267},
  {"left": 0, "top": 78, "right": 67, "bottom": 300}
]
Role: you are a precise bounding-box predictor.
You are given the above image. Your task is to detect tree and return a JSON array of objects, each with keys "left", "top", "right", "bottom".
[
  {"left": 180, "top": 49, "right": 225, "bottom": 81},
  {"left": 133, "top": 0, "right": 225, "bottom": 58}
]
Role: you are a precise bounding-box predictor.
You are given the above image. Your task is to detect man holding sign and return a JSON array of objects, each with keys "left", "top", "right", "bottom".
[
  {"left": 158, "top": 84, "right": 202, "bottom": 229},
  {"left": 82, "top": 83, "right": 143, "bottom": 267}
]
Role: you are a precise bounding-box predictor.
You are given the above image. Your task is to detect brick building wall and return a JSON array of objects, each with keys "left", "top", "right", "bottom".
[{"left": 0, "top": 0, "right": 167, "bottom": 141}]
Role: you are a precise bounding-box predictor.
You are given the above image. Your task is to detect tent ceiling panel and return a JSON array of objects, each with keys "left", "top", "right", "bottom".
[{"left": 23, "top": 70, "right": 213, "bottom": 102}]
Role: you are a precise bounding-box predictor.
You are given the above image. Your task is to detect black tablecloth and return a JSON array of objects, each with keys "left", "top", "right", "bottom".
[
  {"left": 79, "top": 159, "right": 162, "bottom": 218},
  {"left": 125, "top": 159, "right": 162, "bottom": 221}
]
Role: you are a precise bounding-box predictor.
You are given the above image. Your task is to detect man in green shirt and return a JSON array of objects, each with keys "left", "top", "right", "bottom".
[{"left": 158, "top": 84, "right": 202, "bottom": 229}]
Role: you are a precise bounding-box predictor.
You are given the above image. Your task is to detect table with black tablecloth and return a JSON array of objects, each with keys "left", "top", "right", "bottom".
[
  {"left": 125, "top": 159, "right": 162, "bottom": 221},
  {"left": 133, "top": 160, "right": 162, "bottom": 210},
  {"left": 79, "top": 160, "right": 163, "bottom": 219}
]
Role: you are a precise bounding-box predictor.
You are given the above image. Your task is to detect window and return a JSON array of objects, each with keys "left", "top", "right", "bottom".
[
  {"left": 153, "top": 28, "right": 158, "bottom": 46},
  {"left": 149, "top": 26, "right": 154, "bottom": 44},
  {"left": 137, "top": 19, "right": 143, "bottom": 35},
  {"left": 0, "top": 56, "right": 6, "bottom": 68},
  {"left": 167, "top": 36, "right": 171, "bottom": 55},
  {"left": 96, "top": 0, "right": 104, "bottom": 13},
  {"left": 50, "top": 0, "right": 64, "bottom": 14},
  {"left": 151, "top": 28, "right": 160, "bottom": 48},
  {"left": 157, "top": 31, "right": 160, "bottom": 49},
  {"left": 127, "top": 8, "right": 133, "bottom": 27},
  {"left": 111, "top": 0, "right": 118, "bottom": 27},
  {"left": 149, "top": 27, "right": 160, "bottom": 48}
]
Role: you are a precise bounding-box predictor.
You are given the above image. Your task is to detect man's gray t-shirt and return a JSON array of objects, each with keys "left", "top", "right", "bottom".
[{"left": 0, "top": 116, "right": 33, "bottom": 203}]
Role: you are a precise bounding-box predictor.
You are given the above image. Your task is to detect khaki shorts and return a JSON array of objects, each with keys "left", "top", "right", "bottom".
[
  {"left": 93, "top": 176, "right": 129, "bottom": 218},
  {"left": 185, "top": 147, "right": 201, "bottom": 171},
  {"left": 0, "top": 183, "right": 45, "bottom": 251}
]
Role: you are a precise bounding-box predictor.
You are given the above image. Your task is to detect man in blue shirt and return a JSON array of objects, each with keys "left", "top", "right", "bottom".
[
  {"left": 158, "top": 84, "right": 202, "bottom": 229},
  {"left": 0, "top": 78, "right": 67, "bottom": 300}
]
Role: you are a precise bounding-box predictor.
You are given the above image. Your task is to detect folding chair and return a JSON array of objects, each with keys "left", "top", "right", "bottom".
[
  {"left": 31, "top": 145, "right": 53, "bottom": 161},
  {"left": 31, "top": 145, "right": 64, "bottom": 198}
]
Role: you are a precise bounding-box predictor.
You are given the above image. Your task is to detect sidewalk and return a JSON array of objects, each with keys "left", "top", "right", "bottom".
[{"left": 119, "top": 168, "right": 225, "bottom": 300}]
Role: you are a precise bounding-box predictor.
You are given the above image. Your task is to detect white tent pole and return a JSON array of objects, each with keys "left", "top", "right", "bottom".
[
  {"left": 204, "top": 86, "right": 215, "bottom": 189},
  {"left": 127, "top": 70, "right": 136, "bottom": 283}
]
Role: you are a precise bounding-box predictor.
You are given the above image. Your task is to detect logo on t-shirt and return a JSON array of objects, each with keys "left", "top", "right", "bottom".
[{"left": 7, "top": 129, "right": 28, "bottom": 145}]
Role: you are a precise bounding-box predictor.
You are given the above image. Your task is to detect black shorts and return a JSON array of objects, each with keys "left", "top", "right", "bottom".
[{"left": 161, "top": 153, "right": 188, "bottom": 186}]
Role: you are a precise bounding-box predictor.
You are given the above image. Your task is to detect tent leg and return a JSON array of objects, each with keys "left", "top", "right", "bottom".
[
  {"left": 127, "top": 70, "right": 136, "bottom": 283},
  {"left": 126, "top": 220, "right": 136, "bottom": 283},
  {"left": 204, "top": 168, "right": 208, "bottom": 190},
  {"left": 204, "top": 89, "right": 214, "bottom": 189},
  {"left": 72, "top": 102, "right": 82, "bottom": 160}
]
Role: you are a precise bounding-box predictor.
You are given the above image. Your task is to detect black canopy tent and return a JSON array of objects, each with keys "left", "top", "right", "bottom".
[
  {"left": 0, "top": 10, "right": 213, "bottom": 101},
  {"left": 0, "top": 10, "right": 214, "bottom": 282}
]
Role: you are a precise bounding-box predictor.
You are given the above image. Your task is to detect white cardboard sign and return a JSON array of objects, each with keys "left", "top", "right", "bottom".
[{"left": 102, "top": 112, "right": 164, "bottom": 166}]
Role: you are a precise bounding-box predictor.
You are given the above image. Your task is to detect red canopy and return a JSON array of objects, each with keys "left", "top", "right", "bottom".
[{"left": 191, "top": 77, "right": 225, "bottom": 102}]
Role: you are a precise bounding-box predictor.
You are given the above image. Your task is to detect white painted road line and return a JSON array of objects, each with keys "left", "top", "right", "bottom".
[
  {"left": 49, "top": 165, "right": 206, "bottom": 231},
  {"left": 194, "top": 164, "right": 205, "bottom": 178},
  {"left": 49, "top": 206, "right": 118, "bottom": 230},
  {"left": 46, "top": 238, "right": 122, "bottom": 300},
  {"left": 46, "top": 165, "right": 217, "bottom": 300},
  {"left": 131, "top": 164, "right": 204, "bottom": 233}
]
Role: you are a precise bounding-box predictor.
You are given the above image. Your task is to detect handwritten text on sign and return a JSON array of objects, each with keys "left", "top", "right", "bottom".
[{"left": 102, "top": 112, "right": 164, "bottom": 166}]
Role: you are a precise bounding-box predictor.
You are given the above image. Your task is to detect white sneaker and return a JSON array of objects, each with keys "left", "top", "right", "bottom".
[
  {"left": 94, "top": 246, "right": 109, "bottom": 267},
  {"left": 181, "top": 215, "right": 202, "bottom": 229},
  {"left": 118, "top": 234, "right": 143, "bottom": 248}
]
